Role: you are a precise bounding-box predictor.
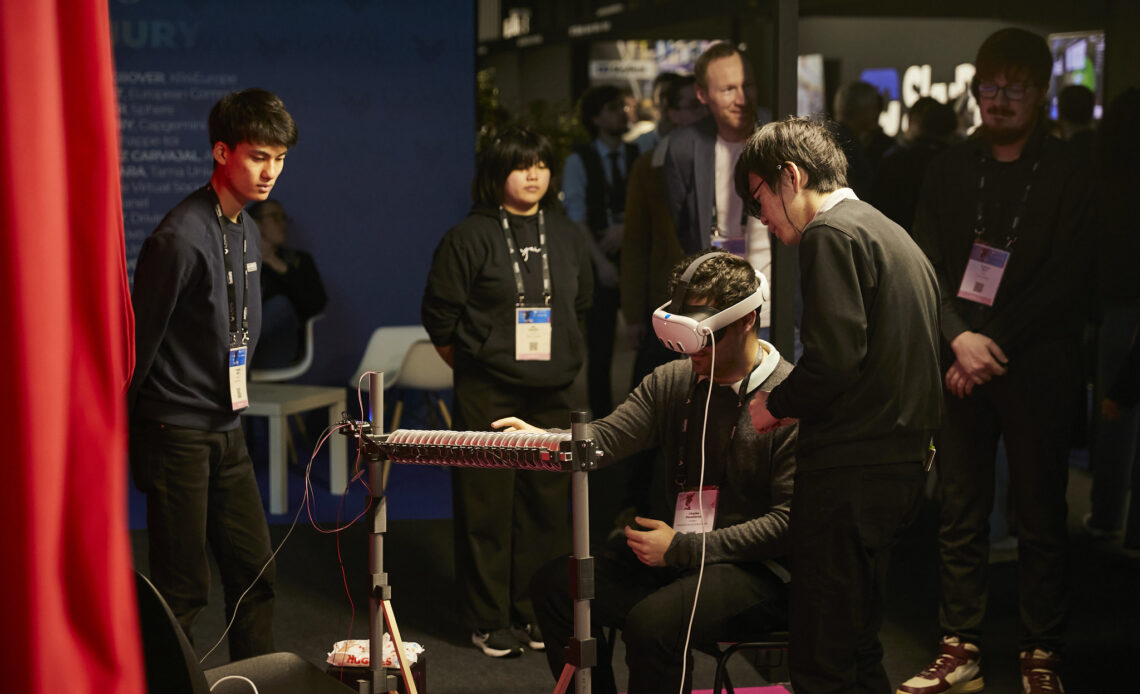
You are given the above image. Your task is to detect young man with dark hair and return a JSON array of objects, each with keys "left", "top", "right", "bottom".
[
  {"left": 129, "top": 87, "right": 298, "bottom": 659},
  {"left": 563, "top": 84, "right": 639, "bottom": 418},
  {"left": 500, "top": 252, "right": 796, "bottom": 694},
  {"left": 901, "top": 28, "right": 1092, "bottom": 694},
  {"left": 738, "top": 116, "right": 942, "bottom": 694}
]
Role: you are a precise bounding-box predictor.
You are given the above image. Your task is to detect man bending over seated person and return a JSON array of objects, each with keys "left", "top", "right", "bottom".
[{"left": 494, "top": 251, "right": 796, "bottom": 694}]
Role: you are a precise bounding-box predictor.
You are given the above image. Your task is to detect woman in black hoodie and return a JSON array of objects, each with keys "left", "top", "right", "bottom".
[{"left": 422, "top": 127, "right": 593, "bottom": 658}]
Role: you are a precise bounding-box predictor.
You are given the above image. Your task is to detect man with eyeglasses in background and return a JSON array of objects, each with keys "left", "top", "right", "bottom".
[{"left": 900, "top": 28, "right": 1093, "bottom": 694}]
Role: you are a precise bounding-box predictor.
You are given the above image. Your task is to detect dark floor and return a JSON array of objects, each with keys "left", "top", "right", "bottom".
[{"left": 130, "top": 453, "right": 1138, "bottom": 694}]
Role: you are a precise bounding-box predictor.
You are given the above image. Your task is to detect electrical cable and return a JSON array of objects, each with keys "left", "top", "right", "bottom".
[
  {"left": 209, "top": 674, "right": 259, "bottom": 693},
  {"left": 677, "top": 328, "right": 716, "bottom": 694}
]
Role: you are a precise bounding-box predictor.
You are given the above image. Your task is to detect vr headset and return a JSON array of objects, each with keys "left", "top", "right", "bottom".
[{"left": 652, "top": 251, "right": 770, "bottom": 354}]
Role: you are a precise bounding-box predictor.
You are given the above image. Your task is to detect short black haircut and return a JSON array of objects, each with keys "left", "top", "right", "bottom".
[
  {"left": 974, "top": 27, "right": 1052, "bottom": 90},
  {"left": 660, "top": 73, "right": 697, "bottom": 111},
  {"left": 667, "top": 251, "right": 760, "bottom": 313},
  {"left": 909, "top": 97, "right": 958, "bottom": 140},
  {"left": 734, "top": 116, "right": 848, "bottom": 217},
  {"left": 1058, "top": 84, "right": 1095, "bottom": 125},
  {"left": 579, "top": 85, "right": 624, "bottom": 139},
  {"left": 208, "top": 88, "right": 298, "bottom": 150},
  {"left": 471, "top": 126, "right": 556, "bottom": 209}
]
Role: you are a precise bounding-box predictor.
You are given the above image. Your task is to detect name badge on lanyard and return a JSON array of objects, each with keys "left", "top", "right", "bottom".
[
  {"left": 229, "top": 346, "right": 249, "bottom": 410},
  {"left": 516, "top": 306, "right": 552, "bottom": 361},
  {"left": 957, "top": 241, "right": 1010, "bottom": 306},
  {"left": 500, "top": 206, "right": 554, "bottom": 362},
  {"left": 673, "top": 486, "right": 719, "bottom": 533}
]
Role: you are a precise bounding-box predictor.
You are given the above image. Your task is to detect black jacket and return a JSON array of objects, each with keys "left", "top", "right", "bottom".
[
  {"left": 422, "top": 206, "right": 593, "bottom": 388},
  {"left": 913, "top": 125, "right": 1093, "bottom": 358}
]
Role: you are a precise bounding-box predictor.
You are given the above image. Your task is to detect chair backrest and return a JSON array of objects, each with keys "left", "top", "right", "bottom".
[
  {"left": 251, "top": 313, "right": 323, "bottom": 383},
  {"left": 134, "top": 572, "right": 212, "bottom": 694},
  {"left": 348, "top": 325, "right": 429, "bottom": 390},
  {"left": 391, "top": 339, "right": 453, "bottom": 391}
]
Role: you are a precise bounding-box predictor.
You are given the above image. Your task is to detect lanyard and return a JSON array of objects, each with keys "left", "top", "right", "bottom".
[
  {"left": 675, "top": 358, "right": 762, "bottom": 491},
  {"left": 973, "top": 155, "right": 1040, "bottom": 249},
  {"left": 710, "top": 200, "right": 747, "bottom": 237},
  {"left": 499, "top": 207, "right": 552, "bottom": 305},
  {"left": 209, "top": 187, "right": 249, "bottom": 346}
]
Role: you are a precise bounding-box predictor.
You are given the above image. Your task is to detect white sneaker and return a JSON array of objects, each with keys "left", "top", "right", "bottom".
[
  {"left": 510, "top": 623, "right": 544, "bottom": 650},
  {"left": 897, "top": 636, "right": 984, "bottom": 694},
  {"left": 471, "top": 628, "right": 524, "bottom": 658}
]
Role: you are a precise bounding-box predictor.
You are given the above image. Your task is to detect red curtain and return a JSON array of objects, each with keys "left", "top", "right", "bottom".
[{"left": 0, "top": 1, "right": 143, "bottom": 692}]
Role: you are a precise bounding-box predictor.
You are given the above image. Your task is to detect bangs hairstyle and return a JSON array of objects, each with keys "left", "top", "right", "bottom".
[
  {"left": 208, "top": 88, "right": 298, "bottom": 150},
  {"left": 974, "top": 27, "right": 1051, "bottom": 89},
  {"left": 734, "top": 116, "right": 848, "bottom": 218},
  {"left": 667, "top": 251, "right": 760, "bottom": 311},
  {"left": 471, "top": 127, "right": 556, "bottom": 209}
]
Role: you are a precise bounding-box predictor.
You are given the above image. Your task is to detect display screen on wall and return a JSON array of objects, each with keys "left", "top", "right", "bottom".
[
  {"left": 587, "top": 39, "right": 716, "bottom": 101},
  {"left": 798, "top": 53, "right": 825, "bottom": 116},
  {"left": 1048, "top": 30, "right": 1105, "bottom": 120}
]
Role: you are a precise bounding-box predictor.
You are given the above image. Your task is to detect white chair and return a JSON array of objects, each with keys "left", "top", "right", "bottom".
[
  {"left": 250, "top": 313, "right": 323, "bottom": 383},
  {"left": 349, "top": 326, "right": 452, "bottom": 432}
]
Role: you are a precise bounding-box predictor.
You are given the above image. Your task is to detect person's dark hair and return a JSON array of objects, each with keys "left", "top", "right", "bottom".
[
  {"left": 248, "top": 199, "right": 284, "bottom": 222},
  {"left": 909, "top": 97, "right": 958, "bottom": 140},
  {"left": 733, "top": 116, "right": 848, "bottom": 214},
  {"left": 1096, "top": 87, "right": 1140, "bottom": 178},
  {"left": 667, "top": 251, "right": 760, "bottom": 313},
  {"left": 660, "top": 74, "right": 697, "bottom": 111},
  {"left": 208, "top": 88, "right": 298, "bottom": 150},
  {"left": 974, "top": 27, "right": 1052, "bottom": 90},
  {"left": 833, "top": 81, "right": 884, "bottom": 124},
  {"left": 579, "top": 85, "right": 624, "bottom": 139},
  {"left": 1058, "top": 84, "right": 1095, "bottom": 125},
  {"left": 471, "top": 126, "right": 556, "bottom": 209},
  {"left": 694, "top": 41, "right": 741, "bottom": 90}
]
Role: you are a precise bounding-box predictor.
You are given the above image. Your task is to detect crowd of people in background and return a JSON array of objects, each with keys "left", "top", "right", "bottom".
[
  {"left": 127, "top": 23, "right": 1139, "bottom": 694},
  {"left": 416, "top": 27, "right": 1140, "bottom": 694}
]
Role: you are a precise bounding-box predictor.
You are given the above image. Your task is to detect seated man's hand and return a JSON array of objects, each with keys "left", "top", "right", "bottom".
[
  {"left": 748, "top": 391, "right": 796, "bottom": 434},
  {"left": 624, "top": 516, "right": 675, "bottom": 567},
  {"left": 491, "top": 417, "right": 544, "bottom": 433}
]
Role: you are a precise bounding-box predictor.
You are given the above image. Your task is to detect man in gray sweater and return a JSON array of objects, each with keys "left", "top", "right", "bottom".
[{"left": 495, "top": 252, "right": 796, "bottom": 694}]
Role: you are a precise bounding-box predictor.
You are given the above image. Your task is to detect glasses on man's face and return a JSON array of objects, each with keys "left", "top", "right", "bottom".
[
  {"left": 977, "top": 82, "right": 1030, "bottom": 101},
  {"left": 743, "top": 178, "right": 766, "bottom": 220}
]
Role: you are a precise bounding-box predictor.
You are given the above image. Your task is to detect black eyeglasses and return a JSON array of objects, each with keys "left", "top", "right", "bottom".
[
  {"left": 977, "top": 82, "right": 1029, "bottom": 101},
  {"left": 743, "top": 178, "right": 766, "bottom": 220}
]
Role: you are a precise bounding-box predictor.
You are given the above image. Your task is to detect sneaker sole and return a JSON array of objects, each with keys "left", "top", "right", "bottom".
[
  {"left": 471, "top": 634, "right": 523, "bottom": 658},
  {"left": 896, "top": 677, "right": 984, "bottom": 694}
]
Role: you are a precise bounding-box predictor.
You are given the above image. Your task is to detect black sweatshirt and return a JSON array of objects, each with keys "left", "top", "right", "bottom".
[
  {"left": 421, "top": 206, "right": 593, "bottom": 388},
  {"left": 767, "top": 197, "right": 942, "bottom": 472},
  {"left": 129, "top": 185, "right": 262, "bottom": 431}
]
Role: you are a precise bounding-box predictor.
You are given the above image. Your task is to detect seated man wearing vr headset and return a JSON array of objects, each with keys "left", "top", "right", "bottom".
[{"left": 494, "top": 251, "right": 796, "bottom": 694}]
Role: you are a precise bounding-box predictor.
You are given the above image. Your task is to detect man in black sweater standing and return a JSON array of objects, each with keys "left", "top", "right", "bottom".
[
  {"left": 738, "top": 117, "right": 942, "bottom": 694},
  {"left": 128, "top": 88, "right": 298, "bottom": 659}
]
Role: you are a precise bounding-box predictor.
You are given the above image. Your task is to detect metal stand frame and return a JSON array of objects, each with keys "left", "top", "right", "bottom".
[{"left": 348, "top": 375, "right": 598, "bottom": 694}]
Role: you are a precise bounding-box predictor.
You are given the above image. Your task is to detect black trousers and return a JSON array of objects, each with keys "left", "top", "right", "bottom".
[
  {"left": 936, "top": 339, "right": 1077, "bottom": 652},
  {"left": 790, "top": 462, "right": 925, "bottom": 694},
  {"left": 129, "top": 418, "right": 276, "bottom": 660},
  {"left": 532, "top": 543, "right": 788, "bottom": 694},
  {"left": 451, "top": 366, "right": 574, "bottom": 631},
  {"left": 587, "top": 282, "right": 621, "bottom": 418}
]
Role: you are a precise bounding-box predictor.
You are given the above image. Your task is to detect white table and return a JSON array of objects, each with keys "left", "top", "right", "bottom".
[{"left": 242, "top": 383, "right": 348, "bottom": 514}]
